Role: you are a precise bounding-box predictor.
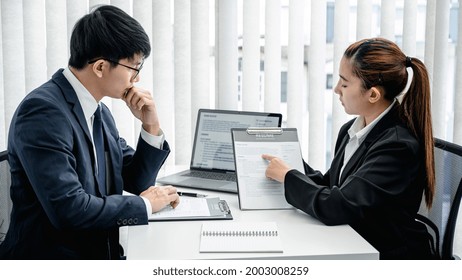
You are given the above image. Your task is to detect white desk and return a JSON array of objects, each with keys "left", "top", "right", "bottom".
[{"left": 126, "top": 186, "right": 379, "bottom": 260}]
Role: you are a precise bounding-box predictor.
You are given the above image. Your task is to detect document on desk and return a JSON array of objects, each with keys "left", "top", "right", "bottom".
[
  {"left": 231, "top": 128, "right": 304, "bottom": 210},
  {"left": 149, "top": 196, "right": 232, "bottom": 221}
]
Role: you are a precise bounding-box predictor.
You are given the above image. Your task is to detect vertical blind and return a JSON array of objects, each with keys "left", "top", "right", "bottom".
[{"left": 1, "top": 0, "right": 461, "bottom": 169}]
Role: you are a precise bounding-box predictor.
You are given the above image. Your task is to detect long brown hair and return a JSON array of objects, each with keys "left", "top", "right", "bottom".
[{"left": 343, "top": 38, "right": 435, "bottom": 208}]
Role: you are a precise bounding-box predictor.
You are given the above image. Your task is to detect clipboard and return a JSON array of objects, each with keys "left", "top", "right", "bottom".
[
  {"left": 231, "top": 127, "right": 304, "bottom": 210},
  {"left": 149, "top": 196, "right": 233, "bottom": 221}
]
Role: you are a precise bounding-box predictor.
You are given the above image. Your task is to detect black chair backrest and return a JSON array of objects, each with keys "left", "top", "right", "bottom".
[
  {"left": 417, "top": 138, "right": 462, "bottom": 259},
  {"left": 0, "top": 150, "right": 12, "bottom": 244}
]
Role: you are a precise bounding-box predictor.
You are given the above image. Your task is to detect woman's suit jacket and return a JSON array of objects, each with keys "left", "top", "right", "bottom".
[
  {"left": 284, "top": 104, "right": 433, "bottom": 259},
  {"left": 0, "top": 69, "right": 170, "bottom": 259}
]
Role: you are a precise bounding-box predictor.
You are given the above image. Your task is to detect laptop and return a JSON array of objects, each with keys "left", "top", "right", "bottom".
[{"left": 156, "top": 109, "right": 282, "bottom": 193}]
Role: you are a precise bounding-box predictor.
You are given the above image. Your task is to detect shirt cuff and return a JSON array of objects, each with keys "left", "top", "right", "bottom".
[
  {"left": 140, "top": 127, "right": 165, "bottom": 149},
  {"left": 141, "top": 196, "right": 152, "bottom": 215}
]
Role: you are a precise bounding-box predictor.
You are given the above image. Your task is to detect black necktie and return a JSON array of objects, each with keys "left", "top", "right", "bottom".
[{"left": 93, "top": 105, "right": 106, "bottom": 195}]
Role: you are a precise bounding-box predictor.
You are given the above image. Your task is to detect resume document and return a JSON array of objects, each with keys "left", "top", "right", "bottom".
[{"left": 234, "top": 138, "right": 304, "bottom": 210}]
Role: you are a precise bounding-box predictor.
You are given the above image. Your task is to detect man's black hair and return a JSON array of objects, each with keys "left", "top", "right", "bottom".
[{"left": 68, "top": 5, "right": 151, "bottom": 69}]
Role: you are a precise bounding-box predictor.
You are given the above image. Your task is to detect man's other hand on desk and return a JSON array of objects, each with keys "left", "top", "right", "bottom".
[{"left": 141, "top": 186, "right": 180, "bottom": 213}]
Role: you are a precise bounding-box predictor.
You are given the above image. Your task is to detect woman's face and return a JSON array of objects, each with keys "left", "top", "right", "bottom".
[{"left": 334, "top": 57, "right": 371, "bottom": 116}]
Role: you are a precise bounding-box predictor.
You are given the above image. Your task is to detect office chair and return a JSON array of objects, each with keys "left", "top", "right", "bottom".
[
  {"left": 0, "top": 150, "right": 12, "bottom": 244},
  {"left": 416, "top": 138, "right": 462, "bottom": 260}
]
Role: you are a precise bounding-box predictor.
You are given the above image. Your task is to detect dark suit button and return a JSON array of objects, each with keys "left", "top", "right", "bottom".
[
  {"left": 128, "top": 218, "right": 133, "bottom": 225},
  {"left": 122, "top": 219, "right": 128, "bottom": 225},
  {"left": 133, "top": 218, "right": 138, "bottom": 224},
  {"left": 117, "top": 219, "right": 123, "bottom": 226}
]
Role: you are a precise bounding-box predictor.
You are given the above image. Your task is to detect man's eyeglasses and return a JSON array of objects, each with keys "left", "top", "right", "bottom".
[{"left": 88, "top": 58, "right": 144, "bottom": 80}]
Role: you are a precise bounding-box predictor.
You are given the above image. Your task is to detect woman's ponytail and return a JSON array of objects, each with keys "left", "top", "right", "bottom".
[{"left": 401, "top": 57, "right": 435, "bottom": 207}]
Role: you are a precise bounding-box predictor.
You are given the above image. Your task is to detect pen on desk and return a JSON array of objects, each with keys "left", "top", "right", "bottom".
[{"left": 177, "top": 191, "right": 207, "bottom": 198}]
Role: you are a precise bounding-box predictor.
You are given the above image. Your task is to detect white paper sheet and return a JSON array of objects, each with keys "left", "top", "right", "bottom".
[
  {"left": 149, "top": 196, "right": 211, "bottom": 219},
  {"left": 234, "top": 139, "right": 304, "bottom": 209}
]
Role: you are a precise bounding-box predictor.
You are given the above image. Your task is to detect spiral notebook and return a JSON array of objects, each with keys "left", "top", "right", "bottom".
[{"left": 199, "top": 222, "right": 283, "bottom": 253}]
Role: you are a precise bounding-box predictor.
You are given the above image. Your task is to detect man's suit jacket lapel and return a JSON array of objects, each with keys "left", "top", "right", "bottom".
[
  {"left": 52, "top": 70, "right": 93, "bottom": 144},
  {"left": 51, "top": 70, "right": 106, "bottom": 196}
]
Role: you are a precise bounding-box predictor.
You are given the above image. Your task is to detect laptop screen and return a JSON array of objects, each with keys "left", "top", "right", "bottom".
[{"left": 190, "top": 109, "right": 282, "bottom": 172}]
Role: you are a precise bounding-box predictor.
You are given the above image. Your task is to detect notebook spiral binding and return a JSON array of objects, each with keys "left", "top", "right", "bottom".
[{"left": 202, "top": 230, "right": 278, "bottom": 237}]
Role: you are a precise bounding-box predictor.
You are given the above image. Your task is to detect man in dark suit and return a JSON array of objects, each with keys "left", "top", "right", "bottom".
[{"left": 0, "top": 5, "right": 179, "bottom": 259}]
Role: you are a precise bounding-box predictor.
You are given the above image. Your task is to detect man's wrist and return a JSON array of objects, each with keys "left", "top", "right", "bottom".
[
  {"left": 140, "top": 127, "right": 165, "bottom": 149},
  {"left": 140, "top": 195, "right": 153, "bottom": 215},
  {"left": 142, "top": 124, "right": 160, "bottom": 136}
]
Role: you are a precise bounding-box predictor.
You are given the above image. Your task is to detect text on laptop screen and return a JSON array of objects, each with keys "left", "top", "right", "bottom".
[{"left": 191, "top": 111, "right": 281, "bottom": 171}]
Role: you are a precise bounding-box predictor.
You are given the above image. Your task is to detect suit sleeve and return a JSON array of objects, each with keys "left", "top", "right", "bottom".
[
  {"left": 284, "top": 129, "right": 421, "bottom": 226},
  {"left": 121, "top": 136, "right": 170, "bottom": 195}
]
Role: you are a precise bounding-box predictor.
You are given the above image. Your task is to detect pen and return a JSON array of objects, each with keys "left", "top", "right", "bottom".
[{"left": 178, "top": 191, "right": 207, "bottom": 198}]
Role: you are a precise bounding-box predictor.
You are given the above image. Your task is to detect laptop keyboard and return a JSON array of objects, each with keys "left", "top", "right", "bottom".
[{"left": 185, "top": 170, "right": 236, "bottom": 182}]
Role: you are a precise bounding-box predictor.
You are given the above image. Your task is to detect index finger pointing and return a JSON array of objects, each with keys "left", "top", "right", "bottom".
[{"left": 262, "top": 154, "right": 275, "bottom": 161}]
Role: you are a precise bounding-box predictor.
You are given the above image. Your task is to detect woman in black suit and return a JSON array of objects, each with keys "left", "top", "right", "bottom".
[{"left": 263, "top": 38, "right": 435, "bottom": 259}]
